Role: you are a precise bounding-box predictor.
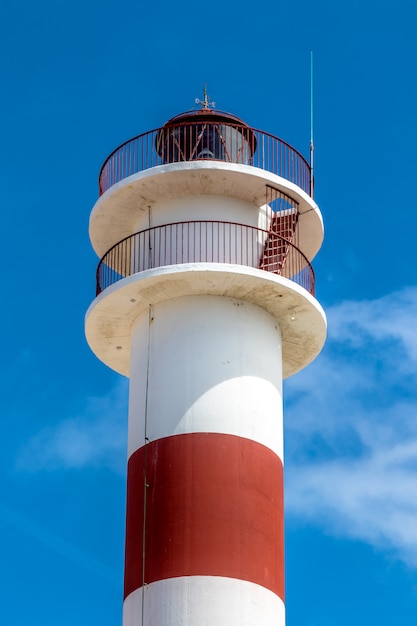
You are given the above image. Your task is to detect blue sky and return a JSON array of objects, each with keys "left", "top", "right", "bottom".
[{"left": 1, "top": 0, "right": 417, "bottom": 624}]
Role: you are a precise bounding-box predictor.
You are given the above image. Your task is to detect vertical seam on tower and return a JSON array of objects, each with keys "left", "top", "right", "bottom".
[
  {"left": 147, "top": 206, "right": 153, "bottom": 270},
  {"left": 141, "top": 304, "right": 152, "bottom": 625}
]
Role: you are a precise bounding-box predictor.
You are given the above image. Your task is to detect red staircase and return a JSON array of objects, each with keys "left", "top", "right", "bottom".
[{"left": 259, "top": 211, "right": 298, "bottom": 274}]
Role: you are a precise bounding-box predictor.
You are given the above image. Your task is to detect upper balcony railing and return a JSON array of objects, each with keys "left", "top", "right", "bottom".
[
  {"left": 98, "top": 122, "right": 312, "bottom": 196},
  {"left": 96, "top": 220, "right": 315, "bottom": 297}
]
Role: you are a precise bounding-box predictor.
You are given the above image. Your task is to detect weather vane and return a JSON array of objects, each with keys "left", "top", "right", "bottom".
[{"left": 195, "top": 83, "right": 216, "bottom": 109}]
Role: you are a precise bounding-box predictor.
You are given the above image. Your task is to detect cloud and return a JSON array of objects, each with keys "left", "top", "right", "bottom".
[
  {"left": 16, "top": 379, "right": 128, "bottom": 474},
  {"left": 15, "top": 286, "right": 417, "bottom": 568},
  {"left": 329, "top": 287, "right": 417, "bottom": 367},
  {"left": 284, "top": 286, "right": 417, "bottom": 567}
]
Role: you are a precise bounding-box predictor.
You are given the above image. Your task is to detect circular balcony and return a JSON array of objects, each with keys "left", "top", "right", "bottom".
[
  {"left": 98, "top": 121, "right": 312, "bottom": 197},
  {"left": 96, "top": 220, "right": 315, "bottom": 297}
]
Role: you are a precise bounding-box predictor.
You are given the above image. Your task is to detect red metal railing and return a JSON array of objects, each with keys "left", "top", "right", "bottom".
[
  {"left": 98, "top": 122, "right": 311, "bottom": 196},
  {"left": 96, "top": 220, "right": 315, "bottom": 296}
]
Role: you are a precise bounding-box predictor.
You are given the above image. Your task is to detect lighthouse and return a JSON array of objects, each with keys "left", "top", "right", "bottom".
[{"left": 85, "top": 93, "right": 326, "bottom": 626}]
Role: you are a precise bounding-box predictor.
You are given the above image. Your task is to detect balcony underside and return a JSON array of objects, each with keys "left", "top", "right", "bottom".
[{"left": 85, "top": 263, "right": 327, "bottom": 380}]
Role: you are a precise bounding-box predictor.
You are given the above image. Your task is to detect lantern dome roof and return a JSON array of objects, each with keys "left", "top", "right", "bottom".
[{"left": 162, "top": 107, "right": 252, "bottom": 128}]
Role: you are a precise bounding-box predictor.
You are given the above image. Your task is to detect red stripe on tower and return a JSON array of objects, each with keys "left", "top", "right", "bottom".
[{"left": 124, "top": 432, "right": 284, "bottom": 600}]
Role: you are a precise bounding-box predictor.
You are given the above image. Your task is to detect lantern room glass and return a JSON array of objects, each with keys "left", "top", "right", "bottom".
[{"left": 157, "top": 122, "right": 255, "bottom": 165}]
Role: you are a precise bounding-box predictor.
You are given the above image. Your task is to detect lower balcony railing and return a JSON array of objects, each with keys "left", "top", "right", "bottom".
[{"left": 96, "top": 220, "right": 315, "bottom": 296}]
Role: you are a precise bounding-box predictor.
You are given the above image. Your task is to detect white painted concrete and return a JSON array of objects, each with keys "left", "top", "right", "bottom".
[
  {"left": 121, "top": 199, "right": 270, "bottom": 276},
  {"left": 127, "top": 295, "right": 283, "bottom": 460},
  {"left": 129, "top": 194, "right": 271, "bottom": 236},
  {"left": 85, "top": 263, "right": 327, "bottom": 380},
  {"left": 123, "top": 576, "right": 285, "bottom": 626}
]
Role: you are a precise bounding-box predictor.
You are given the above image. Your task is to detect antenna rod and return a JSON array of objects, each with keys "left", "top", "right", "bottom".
[{"left": 310, "top": 51, "right": 315, "bottom": 198}]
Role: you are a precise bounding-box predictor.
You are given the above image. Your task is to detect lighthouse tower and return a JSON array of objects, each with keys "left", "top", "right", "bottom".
[{"left": 85, "top": 93, "right": 326, "bottom": 626}]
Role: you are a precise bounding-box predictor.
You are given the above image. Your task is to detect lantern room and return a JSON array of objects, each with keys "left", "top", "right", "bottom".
[{"left": 155, "top": 108, "right": 257, "bottom": 165}]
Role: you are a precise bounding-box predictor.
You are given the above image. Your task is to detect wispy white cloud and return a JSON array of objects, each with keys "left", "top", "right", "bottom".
[
  {"left": 16, "top": 379, "right": 128, "bottom": 474},
  {"left": 15, "top": 287, "right": 417, "bottom": 568},
  {"left": 329, "top": 287, "right": 417, "bottom": 363},
  {"left": 284, "top": 286, "right": 417, "bottom": 567}
]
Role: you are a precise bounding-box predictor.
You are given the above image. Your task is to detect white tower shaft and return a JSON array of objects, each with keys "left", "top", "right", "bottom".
[{"left": 123, "top": 295, "right": 285, "bottom": 625}]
